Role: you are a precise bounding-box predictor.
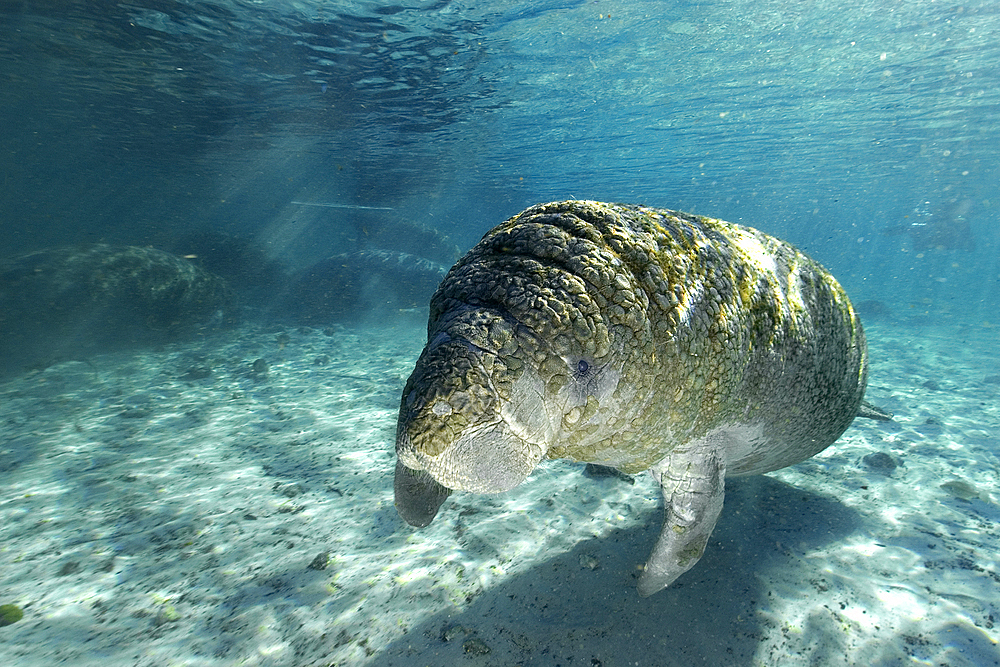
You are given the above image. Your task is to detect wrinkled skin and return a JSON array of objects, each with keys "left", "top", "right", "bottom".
[{"left": 395, "top": 200, "right": 868, "bottom": 596}]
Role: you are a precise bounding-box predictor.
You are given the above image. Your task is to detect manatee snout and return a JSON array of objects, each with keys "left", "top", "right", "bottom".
[{"left": 394, "top": 321, "right": 547, "bottom": 524}]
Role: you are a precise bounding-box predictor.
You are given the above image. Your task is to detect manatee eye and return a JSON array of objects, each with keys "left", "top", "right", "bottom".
[{"left": 568, "top": 358, "right": 595, "bottom": 385}]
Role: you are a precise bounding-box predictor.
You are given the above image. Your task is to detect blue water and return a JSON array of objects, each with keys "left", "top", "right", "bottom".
[
  {"left": 2, "top": 0, "right": 997, "bottom": 321},
  {"left": 1, "top": 1, "right": 999, "bottom": 665}
]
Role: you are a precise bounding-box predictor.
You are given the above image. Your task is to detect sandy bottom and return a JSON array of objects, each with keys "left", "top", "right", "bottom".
[{"left": 1, "top": 316, "right": 999, "bottom": 666}]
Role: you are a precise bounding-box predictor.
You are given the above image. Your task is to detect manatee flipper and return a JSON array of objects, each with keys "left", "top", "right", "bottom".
[
  {"left": 638, "top": 444, "right": 726, "bottom": 597},
  {"left": 394, "top": 460, "right": 452, "bottom": 528},
  {"left": 857, "top": 400, "right": 893, "bottom": 422}
]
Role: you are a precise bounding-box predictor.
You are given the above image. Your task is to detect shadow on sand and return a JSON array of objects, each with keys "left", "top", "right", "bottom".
[{"left": 371, "top": 474, "right": 862, "bottom": 666}]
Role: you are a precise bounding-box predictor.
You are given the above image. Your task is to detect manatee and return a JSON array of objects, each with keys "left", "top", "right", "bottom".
[
  {"left": 0, "top": 244, "right": 235, "bottom": 378},
  {"left": 394, "top": 200, "right": 882, "bottom": 596},
  {"left": 348, "top": 212, "right": 462, "bottom": 266}
]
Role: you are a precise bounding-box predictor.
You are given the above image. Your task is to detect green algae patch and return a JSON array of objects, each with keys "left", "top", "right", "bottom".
[{"left": 0, "top": 603, "right": 24, "bottom": 627}]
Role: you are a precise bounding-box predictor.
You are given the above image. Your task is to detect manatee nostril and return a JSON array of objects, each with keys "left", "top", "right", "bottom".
[{"left": 431, "top": 400, "right": 453, "bottom": 416}]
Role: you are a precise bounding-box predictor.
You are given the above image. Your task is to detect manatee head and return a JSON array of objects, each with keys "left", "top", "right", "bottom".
[{"left": 394, "top": 206, "right": 658, "bottom": 527}]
